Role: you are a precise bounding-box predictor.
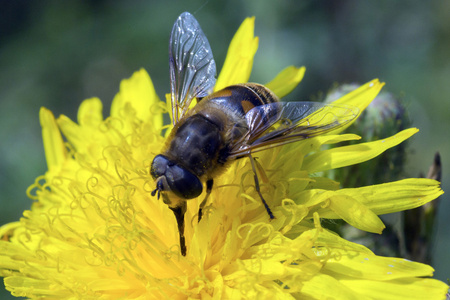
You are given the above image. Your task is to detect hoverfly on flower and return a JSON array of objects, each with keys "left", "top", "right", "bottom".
[{"left": 150, "top": 12, "right": 358, "bottom": 256}]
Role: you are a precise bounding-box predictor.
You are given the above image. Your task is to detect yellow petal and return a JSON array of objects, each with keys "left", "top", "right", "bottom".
[
  {"left": 320, "top": 133, "right": 361, "bottom": 145},
  {"left": 0, "top": 222, "right": 21, "bottom": 241},
  {"left": 56, "top": 115, "right": 83, "bottom": 152},
  {"left": 321, "top": 178, "right": 444, "bottom": 217},
  {"left": 265, "top": 66, "right": 306, "bottom": 98},
  {"left": 301, "top": 273, "right": 366, "bottom": 300},
  {"left": 306, "top": 248, "right": 449, "bottom": 299},
  {"left": 325, "top": 252, "right": 436, "bottom": 280},
  {"left": 333, "top": 79, "right": 384, "bottom": 113},
  {"left": 4, "top": 276, "right": 55, "bottom": 297},
  {"left": 299, "top": 190, "right": 385, "bottom": 233},
  {"left": 77, "top": 97, "right": 103, "bottom": 127},
  {"left": 328, "top": 79, "right": 385, "bottom": 134},
  {"left": 277, "top": 134, "right": 360, "bottom": 167},
  {"left": 215, "top": 17, "right": 258, "bottom": 90},
  {"left": 39, "top": 107, "right": 67, "bottom": 173},
  {"left": 110, "top": 68, "right": 162, "bottom": 128},
  {"left": 340, "top": 277, "right": 449, "bottom": 300},
  {"left": 325, "top": 251, "right": 449, "bottom": 299},
  {"left": 315, "top": 228, "right": 374, "bottom": 255},
  {"left": 302, "top": 128, "right": 419, "bottom": 172},
  {"left": 326, "top": 193, "right": 385, "bottom": 234}
]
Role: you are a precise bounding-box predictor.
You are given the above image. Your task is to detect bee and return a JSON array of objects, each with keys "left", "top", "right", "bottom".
[{"left": 150, "top": 12, "right": 358, "bottom": 256}]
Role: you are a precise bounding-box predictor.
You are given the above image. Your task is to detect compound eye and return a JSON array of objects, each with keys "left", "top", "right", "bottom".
[
  {"left": 150, "top": 155, "right": 170, "bottom": 179},
  {"left": 166, "top": 164, "right": 203, "bottom": 199}
]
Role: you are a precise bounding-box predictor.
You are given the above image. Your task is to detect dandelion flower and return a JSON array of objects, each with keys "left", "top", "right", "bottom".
[{"left": 1, "top": 15, "right": 448, "bottom": 300}]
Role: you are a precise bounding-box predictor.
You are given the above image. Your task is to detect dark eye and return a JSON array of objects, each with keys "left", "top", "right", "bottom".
[
  {"left": 166, "top": 164, "right": 203, "bottom": 199},
  {"left": 150, "top": 155, "right": 169, "bottom": 179}
]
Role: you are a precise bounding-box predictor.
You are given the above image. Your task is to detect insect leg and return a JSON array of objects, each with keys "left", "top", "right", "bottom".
[
  {"left": 198, "top": 179, "right": 213, "bottom": 222},
  {"left": 169, "top": 202, "right": 187, "bottom": 256},
  {"left": 248, "top": 154, "right": 275, "bottom": 219}
]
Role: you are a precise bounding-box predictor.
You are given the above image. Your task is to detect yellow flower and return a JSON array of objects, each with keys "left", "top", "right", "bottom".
[{"left": 1, "top": 16, "right": 448, "bottom": 300}]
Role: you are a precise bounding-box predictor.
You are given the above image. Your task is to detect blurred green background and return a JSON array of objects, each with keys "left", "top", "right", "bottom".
[{"left": 1, "top": 0, "right": 449, "bottom": 297}]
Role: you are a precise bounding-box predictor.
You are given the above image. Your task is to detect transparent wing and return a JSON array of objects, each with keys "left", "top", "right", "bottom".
[
  {"left": 169, "top": 12, "right": 216, "bottom": 125},
  {"left": 228, "top": 102, "right": 359, "bottom": 158}
]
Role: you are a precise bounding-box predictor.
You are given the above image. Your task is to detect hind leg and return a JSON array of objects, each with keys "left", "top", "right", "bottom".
[{"left": 248, "top": 154, "right": 274, "bottom": 219}]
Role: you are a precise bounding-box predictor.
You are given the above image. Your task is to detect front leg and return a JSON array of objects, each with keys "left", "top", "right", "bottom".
[{"left": 168, "top": 201, "right": 187, "bottom": 256}]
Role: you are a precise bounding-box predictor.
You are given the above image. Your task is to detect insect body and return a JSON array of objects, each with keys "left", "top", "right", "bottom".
[
  {"left": 151, "top": 12, "right": 358, "bottom": 256},
  {"left": 152, "top": 83, "right": 278, "bottom": 200}
]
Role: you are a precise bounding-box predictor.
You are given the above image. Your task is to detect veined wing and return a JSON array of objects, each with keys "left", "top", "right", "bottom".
[
  {"left": 169, "top": 12, "right": 216, "bottom": 125},
  {"left": 228, "top": 101, "right": 359, "bottom": 158}
]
